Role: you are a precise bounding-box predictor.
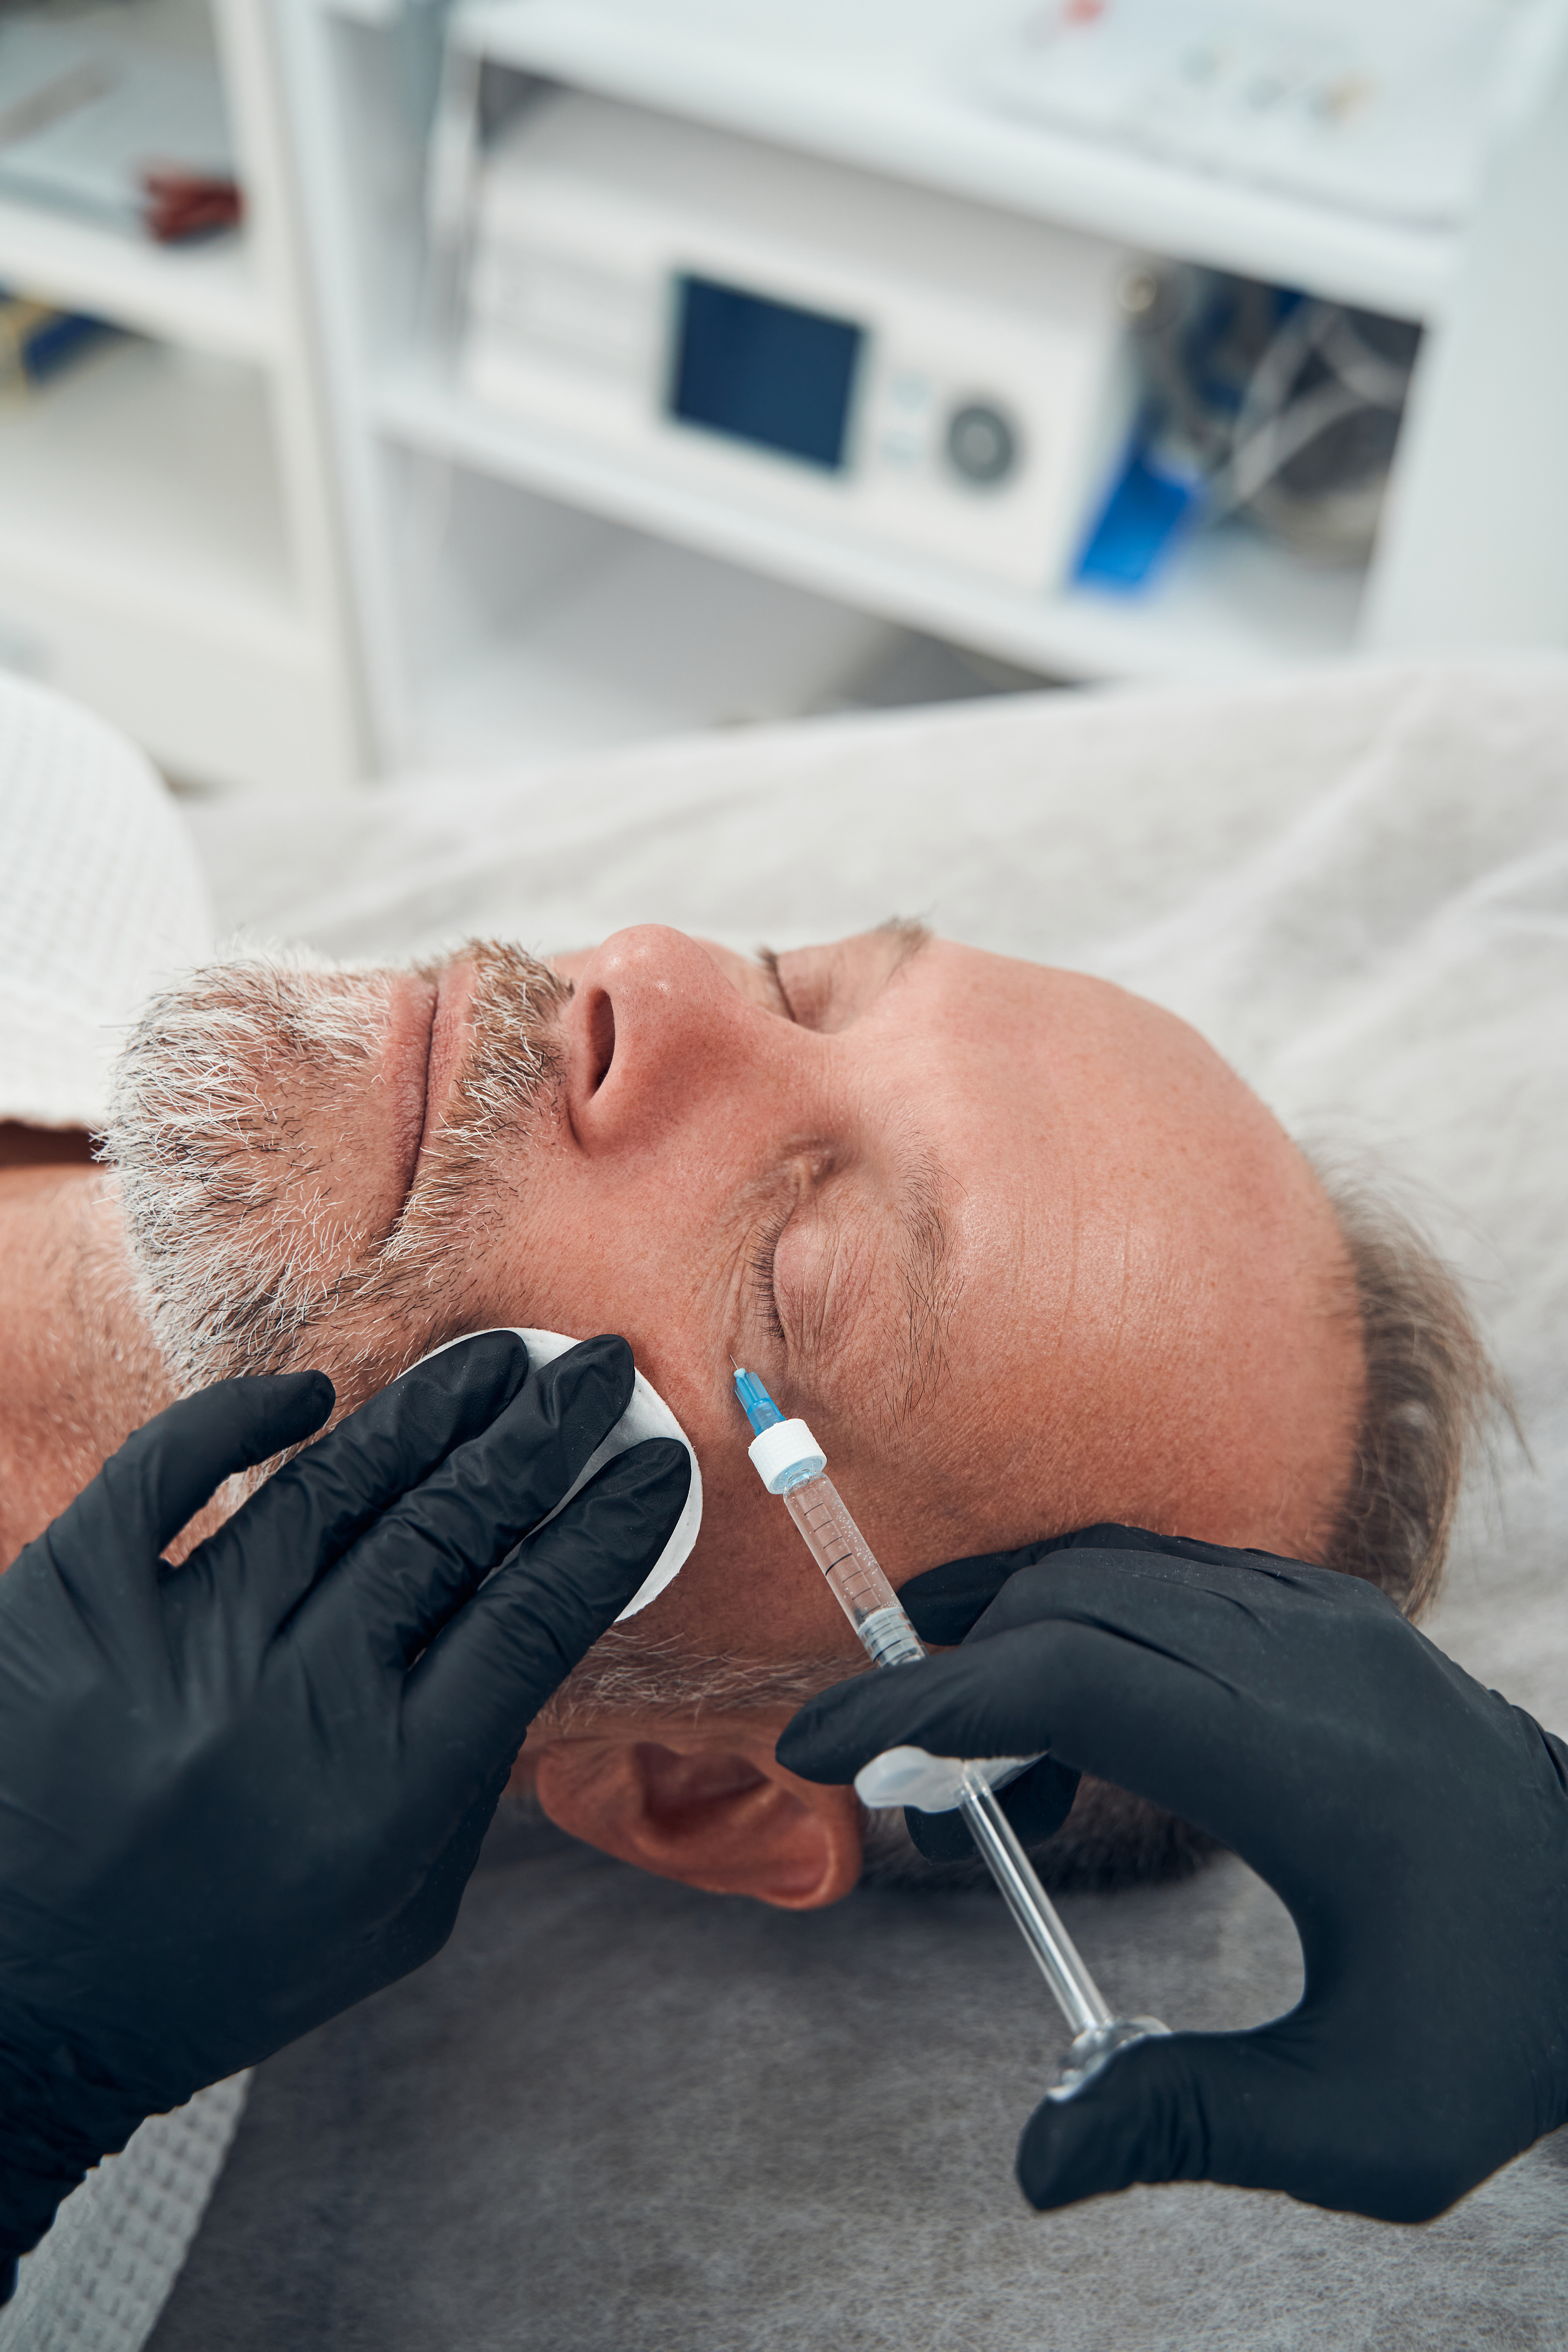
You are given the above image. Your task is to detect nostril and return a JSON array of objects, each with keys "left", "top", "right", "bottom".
[{"left": 586, "top": 991, "right": 616, "bottom": 1094}]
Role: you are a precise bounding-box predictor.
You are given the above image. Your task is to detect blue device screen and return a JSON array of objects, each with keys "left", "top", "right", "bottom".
[{"left": 670, "top": 275, "right": 863, "bottom": 472}]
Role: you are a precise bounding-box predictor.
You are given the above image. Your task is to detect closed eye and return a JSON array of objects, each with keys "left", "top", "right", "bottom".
[{"left": 746, "top": 1197, "right": 792, "bottom": 1344}]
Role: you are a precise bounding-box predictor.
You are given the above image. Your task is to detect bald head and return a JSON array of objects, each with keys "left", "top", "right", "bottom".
[{"left": 1027, "top": 973, "right": 1362, "bottom": 1552}]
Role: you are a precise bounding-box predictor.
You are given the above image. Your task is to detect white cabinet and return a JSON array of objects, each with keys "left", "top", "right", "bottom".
[
  {"left": 0, "top": 0, "right": 367, "bottom": 790},
  {"left": 274, "top": 0, "right": 1568, "bottom": 779},
  {"left": 15, "top": 0, "right": 1565, "bottom": 787}
]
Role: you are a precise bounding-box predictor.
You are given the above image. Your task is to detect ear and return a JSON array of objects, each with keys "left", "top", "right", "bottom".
[{"left": 532, "top": 1718, "right": 864, "bottom": 1911}]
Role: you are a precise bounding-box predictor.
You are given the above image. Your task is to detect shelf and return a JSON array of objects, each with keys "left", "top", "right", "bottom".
[
  {"left": 0, "top": 0, "right": 276, "bottom": 359},
  {"left": 0, "top": 335, "right": 305, "bottom": 658},
  {"left": 455, "top": 0, "right": 1459, "bottom": 322},
  {"left": 411, "top": 523, "right": 897, "bottom": 764},
  {"left": 0, "top": 197, "right": 276, "bottom": 362},
  {"left": 374, "top": 361, "right": 1365, "bottom": 684}
]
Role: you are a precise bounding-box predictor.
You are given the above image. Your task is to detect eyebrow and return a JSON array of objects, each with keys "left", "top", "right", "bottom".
[{"left": 877, "top": 915, "right": 934, "bottom": 978}]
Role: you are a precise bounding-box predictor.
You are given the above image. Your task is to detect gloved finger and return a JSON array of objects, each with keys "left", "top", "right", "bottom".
[
  {"left": 777, "top": 1630, "right": 1089, "bottom": 1785},
  {"left": 781, "top": 1537, "right": 1365, "bottom": 1791},
  {"left": 66, "top": 1372, "right": 335, "bottom": 1571},
  {"left": 303, "top": 1335, "right": 641, "bottom": 1670},
  {"left": 895, "top": 1526, "right": 1250, "bottom": 1648},
  {"left": 1016, "top": 2024, "right": 1466, "bottom": 2225},
  {"left": 401, "top": 1439, "right": 691, "bottom": 1788},
  {"left": 897, "top": 1548, "right": 1042, "bottom": 1646},
  {"left": 777, "top": 1607, "right": 1258, "bottom": 1841},
  {"left": 902, "top": 1753, "right": 1080, "bottom": 1864},
  {"left": 892, "top": 1530, "right": 1292, "bottom": 1855},
  {"left": 185, "top": 1330, "right": 536, "bottom": 1624},
  {"left": 1019, "top": 2029, "right": 1290, "bottom": 2208}
]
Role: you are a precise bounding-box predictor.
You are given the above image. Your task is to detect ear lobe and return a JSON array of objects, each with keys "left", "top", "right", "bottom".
[{"left": 533, "top": 1732, "right": 864, "bottom": 1911}]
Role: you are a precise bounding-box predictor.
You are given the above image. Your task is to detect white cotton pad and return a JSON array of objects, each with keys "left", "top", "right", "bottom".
[
  {"left": 411, "top": 1327, "right": 701, "bottom": 1621},
  {"left": 509, "top": 1329, "right": 701, "bottom": 1619}
]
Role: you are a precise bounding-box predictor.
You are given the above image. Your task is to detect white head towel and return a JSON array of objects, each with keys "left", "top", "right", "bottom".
[{"left": 0, "top": 675, "right": 213, "bottom": 1131}]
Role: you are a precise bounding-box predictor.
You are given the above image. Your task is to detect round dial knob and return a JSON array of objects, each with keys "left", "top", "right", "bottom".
[{"left": 945, "top": 401, "right": 1019, "bottom": 486}]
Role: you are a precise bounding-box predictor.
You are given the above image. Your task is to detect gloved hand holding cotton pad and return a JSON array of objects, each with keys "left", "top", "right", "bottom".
[
  {"left": 0, "top": 1324, "right": 696, "bottom": 2283},
  {"left": 415, "top": 1328, "right": 702, "bottom": 1619}
]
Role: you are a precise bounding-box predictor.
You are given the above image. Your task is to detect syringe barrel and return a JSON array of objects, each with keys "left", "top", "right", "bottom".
[{"left": 780, "top": 1470, "right": 926, "bottom": 1669}]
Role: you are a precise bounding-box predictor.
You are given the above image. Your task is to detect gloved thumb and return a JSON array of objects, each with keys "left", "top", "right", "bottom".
[{"left": 1017, "top": 2027, "right": 1307, "bottom": 2212}]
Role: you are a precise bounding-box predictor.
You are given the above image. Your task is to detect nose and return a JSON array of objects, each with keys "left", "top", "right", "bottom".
[{"left": 564, "top": 926, "right": 791, "bottom": 1154}]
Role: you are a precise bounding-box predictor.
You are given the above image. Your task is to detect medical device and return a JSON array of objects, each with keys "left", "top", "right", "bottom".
[
  {"left": 733, "top": 1367, "right": 1165, "bottom": 2091},
  {"left": 1079, "top": 263, "right": 1421, "bottom": 587},
  {"left": 463, "top": 91, "right": 1134, "bottom": 593}
]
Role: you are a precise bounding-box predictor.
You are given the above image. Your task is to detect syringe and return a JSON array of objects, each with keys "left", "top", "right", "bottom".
[{"left": 734, "top": 1366, "right": 1166, "bottom": 2092}]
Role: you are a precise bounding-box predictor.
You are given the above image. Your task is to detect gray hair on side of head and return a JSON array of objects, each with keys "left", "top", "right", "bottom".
[{"left": 1313, "top": 1158, "right": 1517, "bottom": 1622}]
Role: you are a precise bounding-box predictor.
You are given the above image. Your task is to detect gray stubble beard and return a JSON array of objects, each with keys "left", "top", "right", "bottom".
[{"left": 104, "top": 939, "right": 570, "bottom": 1416}]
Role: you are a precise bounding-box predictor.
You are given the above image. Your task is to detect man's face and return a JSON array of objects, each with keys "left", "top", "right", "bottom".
[{"left": 110, "top": 924, "right": 1360, "bottom": 1901}]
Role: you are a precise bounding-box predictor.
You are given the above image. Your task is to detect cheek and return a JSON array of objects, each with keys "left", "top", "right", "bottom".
[
  {"left": 443, "top": 1157, "right": 686, "bottom": 1367},
  {"left": 469, "top": 1136, "right": 719, "bottom": 1328},
  {"left": 629, "top": 1453, "right": 866, "bottom": 1670}
]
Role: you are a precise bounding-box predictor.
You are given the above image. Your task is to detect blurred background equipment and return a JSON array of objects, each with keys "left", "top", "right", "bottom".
[
  {"left": 0, "top": 0, "right": 365, "bottom": 793},
  {"left": 1, "top": 0, "right": 1567, "bottom": 788},
  {"left": 0, "top": 8, "right": 238, "bottom": 237},
  {"left": 0, "top": 289, "right": 118, "bottom": 397},
  {"left": 1079, "top": 267, "right": 1422, "bottom": 588},
  {"left": 462, "top": 91, "right": 1134, "bottom": 595}
]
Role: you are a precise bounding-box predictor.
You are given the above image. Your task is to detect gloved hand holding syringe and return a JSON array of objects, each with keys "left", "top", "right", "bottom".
[{"left": 733, "top": 1367, "right": 1166, "bottom": 2093}]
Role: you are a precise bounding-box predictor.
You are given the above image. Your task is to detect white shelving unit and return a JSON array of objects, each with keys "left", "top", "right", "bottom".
[
  {"left": 457, "top": 0, "right": 1465, "bottom": 323},
  {"left": 0, "top": 0, "right": 367, "bottom": 790},
  {"left": 373, "top": 355, "right": 1367, "bottom": 688},
  {"left": 275, "top": 0, "right": 1568, "bottom": 777}
]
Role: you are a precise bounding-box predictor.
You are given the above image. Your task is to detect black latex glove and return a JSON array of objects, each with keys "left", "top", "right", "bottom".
[
  {"left": 0, "top": 1330, "right": 689, "bottom": 2273},
  {"left": 779, "top": 1526, "right": 1568, "bottom": 2224}
]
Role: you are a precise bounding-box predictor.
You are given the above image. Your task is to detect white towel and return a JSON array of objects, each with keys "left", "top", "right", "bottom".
[
  {"left": 0, "top": 672, "right": 229, "bottom": 2348},
  {"left": 0, "top": 675, "right": 212, "bottom": 1131},
  {"left": 0, "top": 2079, "right": 249, "bottom": 2352}
]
